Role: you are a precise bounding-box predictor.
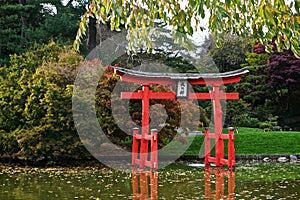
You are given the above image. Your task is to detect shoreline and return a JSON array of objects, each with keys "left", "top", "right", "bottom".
[{"left": 0, "top": 154, "right": 299, "bottom": 167}]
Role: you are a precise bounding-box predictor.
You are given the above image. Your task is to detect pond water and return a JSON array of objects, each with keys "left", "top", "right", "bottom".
[{"left": 0, "top": 163, "right": 299, "bottom": 199}]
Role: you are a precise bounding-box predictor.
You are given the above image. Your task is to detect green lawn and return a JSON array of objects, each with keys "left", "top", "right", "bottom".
[{"left": 183, "top": 127, "right": 300, "bottom": 156}]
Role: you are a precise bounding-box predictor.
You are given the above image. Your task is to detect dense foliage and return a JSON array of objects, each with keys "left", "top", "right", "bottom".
[
  {"left": 266, "top": 49, "right": 300, "bottom": 128},
  {"left": 0, "top": 42, "right": 89, "bottom": 160}
]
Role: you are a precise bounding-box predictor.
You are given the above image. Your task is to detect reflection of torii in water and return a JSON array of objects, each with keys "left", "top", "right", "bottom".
[
  {"left": 113, "top": 66, "right": 248, "bottom": 170},
  {"left": 132, "top": 169, "right": 158, "bottom": 200},
  {"left": 205, "top": 166, "right": 235, "bottom": 199},
  {"left": 131, "top": 166, "right": 235, "bottom": 200}
]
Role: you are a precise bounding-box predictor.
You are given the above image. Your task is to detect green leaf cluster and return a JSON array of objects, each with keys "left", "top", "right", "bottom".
[{"left": 75, "top": 0, "right": 300, "bottom": 57}]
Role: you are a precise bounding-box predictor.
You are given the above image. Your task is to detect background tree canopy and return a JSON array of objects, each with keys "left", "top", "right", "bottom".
[{"left": 0, "top": 0, "right": 86, "bottom": 65}]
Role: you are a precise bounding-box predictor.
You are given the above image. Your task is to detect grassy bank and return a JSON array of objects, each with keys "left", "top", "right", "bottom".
[{"left": 183, "top": 127, "right": 300, "bottom": 156}]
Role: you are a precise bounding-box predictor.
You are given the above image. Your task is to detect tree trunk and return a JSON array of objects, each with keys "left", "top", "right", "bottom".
[
  {"left": 19, "top": 0, "right": 28, "bottom": 48},
  {"left": 88, "top": 15, "right": 97, "bottom": 52}
]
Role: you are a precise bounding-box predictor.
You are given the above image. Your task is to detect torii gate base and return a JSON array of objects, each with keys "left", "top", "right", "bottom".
[
  {"left": 113, "top": 66, "right": 248, "bottom": 170},
  {"left": 205, "top": 127, "right": 236, "bottom": 170},
  {"left": 132, "top": 128, "right": 158, "bottom": 170}
]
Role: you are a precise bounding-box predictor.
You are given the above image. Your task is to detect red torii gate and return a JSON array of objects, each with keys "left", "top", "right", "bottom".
[{"left": 113, "top": 66, "right": 248, "bottom": 170}]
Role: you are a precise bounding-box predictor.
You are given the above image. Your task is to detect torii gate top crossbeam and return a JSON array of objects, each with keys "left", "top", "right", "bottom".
[{"left": 113, "top": 66, "right": 249, "bottom": 85}]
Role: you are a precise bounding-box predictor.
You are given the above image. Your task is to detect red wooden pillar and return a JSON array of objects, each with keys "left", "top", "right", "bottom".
[
  {"left": 132, "top": 127, "right": 139, "bottom": 166},
  {"left": 151, "top": 129, "right": 158, "bottom": 170},
  {"left": 204, "top": 128, "right": 211, "bottom": 166},
  {"left": 228, "top": 127, "right": 235, "bottom": 169},
  {"left": 212, "top": 85, "right": 224, "bottom": 167},
  {"left": 141, "top": 85, "right": 150, "bottom": 169}
]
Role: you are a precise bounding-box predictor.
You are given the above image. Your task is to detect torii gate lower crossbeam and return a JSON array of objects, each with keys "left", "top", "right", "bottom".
[{"left": 113, "top": 66, "right": 248, "bottom": 170}]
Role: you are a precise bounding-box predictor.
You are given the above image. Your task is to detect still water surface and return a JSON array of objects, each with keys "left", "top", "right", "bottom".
[{"left": 0, "top": 163, "right": 299, "bottom": 199}]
